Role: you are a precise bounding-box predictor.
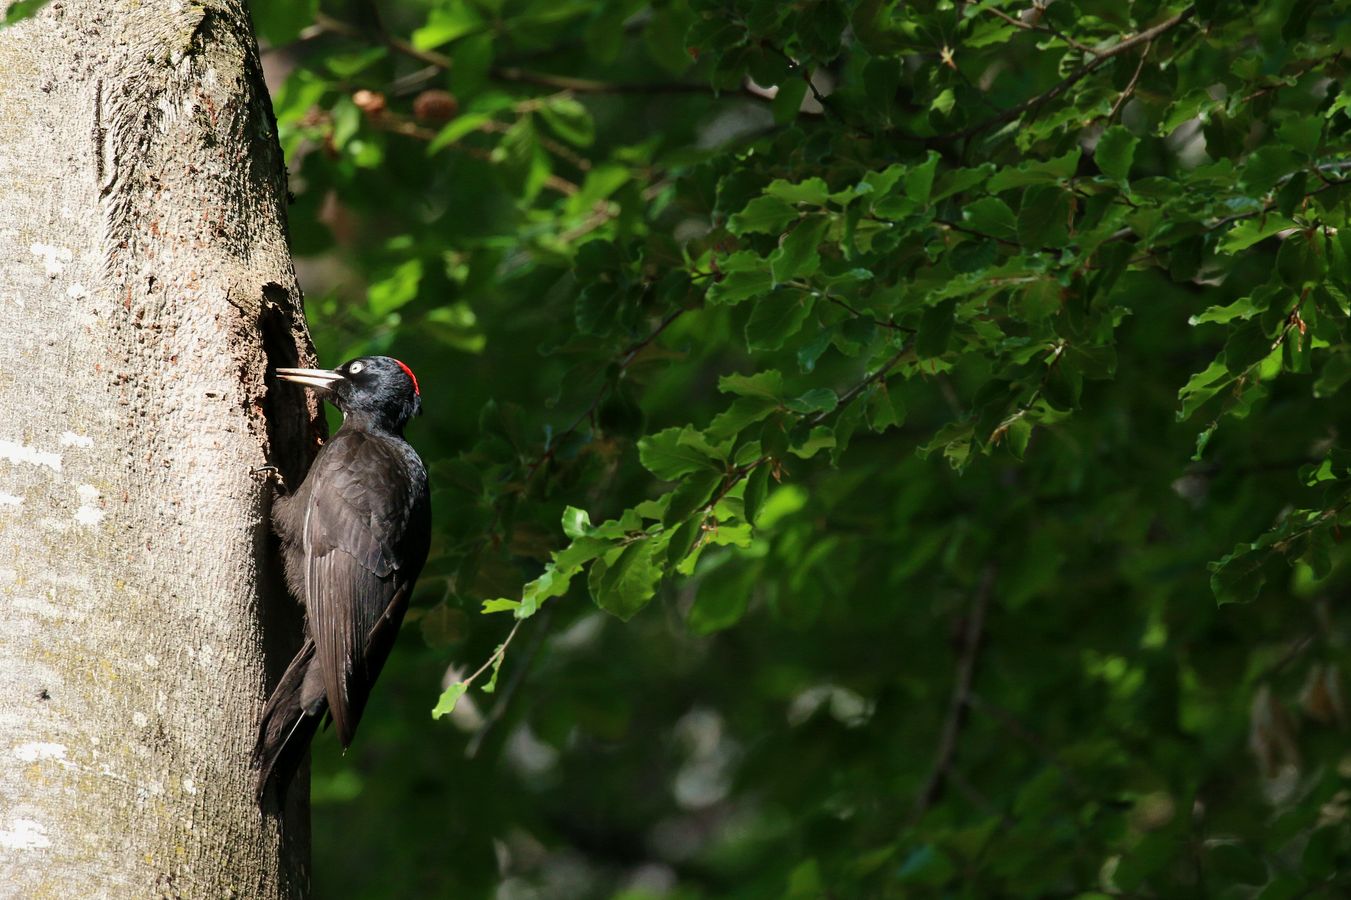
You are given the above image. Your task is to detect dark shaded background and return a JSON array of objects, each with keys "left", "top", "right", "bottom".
[{"left": 258, "top": 1, "right": 1351, "bottom": 896}]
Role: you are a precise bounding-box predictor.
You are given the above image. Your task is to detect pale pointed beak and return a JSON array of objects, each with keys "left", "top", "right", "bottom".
[{"left": 275, "top": 367, "right": 345, "bottom": 392}]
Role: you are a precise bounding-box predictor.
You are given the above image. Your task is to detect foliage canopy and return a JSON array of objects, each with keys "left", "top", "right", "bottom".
[{"left": 259, "top": 1, "right": 1351, "bottom": 896}]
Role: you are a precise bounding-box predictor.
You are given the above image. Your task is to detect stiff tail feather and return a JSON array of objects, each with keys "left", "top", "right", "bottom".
[{"left": 253, "top": 639, "right": 326, "bottom": 807}]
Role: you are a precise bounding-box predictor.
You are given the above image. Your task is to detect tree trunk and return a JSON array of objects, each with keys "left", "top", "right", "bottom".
[{"left": 0, "top": 1, "right": 314, "bottom": 894}]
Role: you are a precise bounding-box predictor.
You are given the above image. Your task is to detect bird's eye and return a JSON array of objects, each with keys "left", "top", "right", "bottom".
[{"left": 348, "top": 361, "right": 365, "bottom": 375}]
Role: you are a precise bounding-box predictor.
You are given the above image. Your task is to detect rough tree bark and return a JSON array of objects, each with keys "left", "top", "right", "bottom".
[{"left": 0, "top": 1, "right": 315, "bottom": 895}]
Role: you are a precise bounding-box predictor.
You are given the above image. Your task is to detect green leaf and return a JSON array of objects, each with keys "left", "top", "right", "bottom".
[
  {"left": 918, "top": 421, "right": 975, "bottom": 470},
  {"left": 516, "top": 535, "right": 615, "bottom": 619},
  {"left": 765, "top": 177, "right": 832, "bottom": 206},
  {"left": 708, "top": 395, "right": 779, "bottom": 440},
  {"left": 1189, "top": 288, "right": 1274, "bottom": 325},
  {"left": 1017, "top": 184, "right": 1071, "bottom": 249},
  {"left": 1223, "top": 321, "right": 1272, "bottom": 373},
  {"left": 662, "top": 469, "right": 723, "bottom": 525},
  {"left": 729, "top": 196, "right": 799, "bottom": 235},
  {"left": 785, "top": 388, "right": 838, "bottom": 415},
  {"left": 985, "top": 149, "right": 1081, "bottom": 193},
  {"left": 575, "top": 283, "right": 622, "bottom": 335},
  {"left": 539, "top": 96, "right": 595, "bottom": 147},
  {"left": 427, "top": 113, "right": 493, "bottom": 154},
  {"left": 917, "top": 300, "right": 956, "bottom": 359},
  {"left": 430, "top": 682, "right": 467, "bottom": 719},
  {"left": 743, "top": 464, "right": 770, "bottom": 525},
  {"left": 770, "top": 217, "right": 829, "bottom": 285},
  {"left": 638, "top": 427, "right": 723, "bottom": 480},
  {"left": 708, "top": 253, "right": 773, "bottom": 305},
  {"left": 1209, "top": 544, "right": 1268, "bottom": 605},
  {"left": 324, "top": 48, "right": 389, "bottom": 78},
  {"left": 1015, "top": 279, "right": 1061, "bottom": 322},
  {"left": 831, "top": 394, "right": 867, "bottom": 464},
  {"left": 665, "top": 517, "right": 701, "bottom": 568},
  {"left": 1277, "top": 233, "right": 1323, "bottom": 288},
  {"left": 903, "top": 151, "right": 941, "bottom": 205},
  {"left": 1095, "top": 126, "right": 1139, "bottom": 181},
  {"left": 412, "top": 2, "right": 484, "bottom": 50},
  {"left": 589, "top": 539, "right": 666, "bottom": 621},
  {"left": 562, "top": 506, "right": 593, "bottom": 539},
  {"left": 1314, "top": 351, "right": 1351, "bottom": 398},
  {"left": 1277, "top": 114, "right": 1323, "bottom": 155},
  {"left": 789, "top": 425, "right": 836, "bottom": 459},
  {"left": 745, "top": 293, "right": 815, "bottom": 352},
  {"left": 797, "top": 324, "right": 836, "bottom": 373},
  {"left": 771, "top": 78, "right": 809, "bottom": 124},
  {"left": 1218, "top": 215, "right": 1296, "bottom": 253},
  {"left": 1240, "top": 145, "right": 1299, "bottom": 194},
  {"left": 719, "top": 370, "right": 785, "bottom": 399},
  {"left": 932, "top": 164, "right": 995, "bottom": 203},
  {"left": 962, "top": 197, "right": 1017, "bottom": 240},
  {"left": 1177, "top": 359, "right": 1233, "bottom": 420},
  {"left": 481, "top": 599, "right": 521, "bottom": 614},
  {"left": 368, "top": 259, "right": 423, "bottom": 316},
  {"left": 688, "top": 558, "right": 756, "bottom": 634},
  {"left": 866, "top": 384, "right": 904, "bottom": 431}
]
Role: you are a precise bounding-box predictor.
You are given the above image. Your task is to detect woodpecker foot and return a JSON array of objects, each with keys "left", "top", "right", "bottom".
[{"left": 250, "top": 465, "right": 288, "bottom": 493}]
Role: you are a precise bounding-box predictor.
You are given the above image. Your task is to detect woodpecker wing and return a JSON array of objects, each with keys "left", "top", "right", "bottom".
[{"left": 302, "top": 430, "right": 430, "bottom": 747}]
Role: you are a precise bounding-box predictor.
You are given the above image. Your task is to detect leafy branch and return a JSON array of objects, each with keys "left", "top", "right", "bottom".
[
  {"left": 940, "top": 6, "right": 1195, "bottom": 142},
  {"left": 430, "top": 617, "right": 524, "bottom": 719},
  {"left": 523, "top": 306, "right": 690, "bottom": 486}
]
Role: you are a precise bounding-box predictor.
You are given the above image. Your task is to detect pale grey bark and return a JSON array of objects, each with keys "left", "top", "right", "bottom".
[{"left": 0, "top": 1, "right": 313, "bottom": 895}]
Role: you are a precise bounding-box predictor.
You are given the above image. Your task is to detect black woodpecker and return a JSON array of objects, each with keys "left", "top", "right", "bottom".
[{"left": 252, "top": 355, "right": 431, "bottom": 805}]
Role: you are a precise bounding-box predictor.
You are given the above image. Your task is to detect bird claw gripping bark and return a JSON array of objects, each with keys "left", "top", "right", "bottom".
[{"left": 249, "top": 464, "right": 287, "bottom": 493}]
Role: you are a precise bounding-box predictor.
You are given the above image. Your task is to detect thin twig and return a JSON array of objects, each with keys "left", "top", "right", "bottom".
[
  {"left": 314, "top": 12, "right": 452, "bottom": 69},
  {"left": 983, "top": 6, "right": 1098, "bottom": 56},
  {"left": 490, "top": 66, "right": 708, "bottom": 95},
  {"left": 1107, "top": 41, "right": 1151, "bottom": 122},
  {"left": 462, "top": 618, "right": 525, "bottom": 687},
  {"left": 465, "top": 606, "right": 553, "bottom": 757},
  {"left": 935, "top": 218, "right": 1023, "bottom": 249},
  {"left": 943, "top": 7, "right": 1194, "bottom": 141},
  {"left": 366, "top": 112, "right": 582, "bottom": 195},
  {"left": 311, "top": 14, "right": 822, "bottom": 112},
  {"left": 523, "top": 307, "right": 689, "bottom": 483},
  {"left": 699, "top": 339, "right": 915, "bottom": 518},
  {"left": 763, "top": 44, "right": 833, "bottom": 116},
  {"left": 1103, "top": 175, "right": 1346, "bottom": 266},
  {"left": 912, "top": 565, "right": 996, "bottom": 819},
  {"left": 808, "top": 341, "right": 914, "bottom": 428},
  {"left": 825, "top": 296, "right": 911, "bottom": 332}
]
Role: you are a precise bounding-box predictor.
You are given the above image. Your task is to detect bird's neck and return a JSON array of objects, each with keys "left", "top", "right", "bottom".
[{"left": 338, "top": 409, "right": 407, "bottom": 438}]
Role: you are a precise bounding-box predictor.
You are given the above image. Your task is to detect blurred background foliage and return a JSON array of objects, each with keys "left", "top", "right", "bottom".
[{"left": 256, "top": 0, "right": 1351, "bottom": 896}]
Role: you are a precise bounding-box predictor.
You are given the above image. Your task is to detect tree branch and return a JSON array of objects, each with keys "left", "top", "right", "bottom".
[
  {"left": 465, "top": 606, "right": 553, "bottom": 757},
  {"left": 982, "top": 6, "right": 1099, "bottom": 56},
  {"left": 942, "top": 7, "right": 1194, "bottom": 142},
  {"left": 312, "top": 14, "right": 823, "bottom": 111},
  {"left": 523, "top": 307, "right": 689, "bottom": 484},
  {"left": 1107, "top": 41, "right": 1151, "bottom": 122},
  {"left": 314, "top": 11, "right": 451, "bottom": 69},
  {"left": 808, "top": 341, "right": 913, "bottom": 428},
  {"left": 912, "top": 565, "right": 996, "bottom": 819}
]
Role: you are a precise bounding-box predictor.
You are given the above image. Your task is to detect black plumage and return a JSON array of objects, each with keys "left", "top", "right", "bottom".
[{"left": 253, "top": 355, "right": 431, "bottom": 805}]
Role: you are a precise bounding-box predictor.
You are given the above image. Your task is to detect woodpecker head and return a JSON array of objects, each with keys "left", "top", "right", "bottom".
[{"left": 276, "top": 356, "right": 421, "bottom": 430}]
